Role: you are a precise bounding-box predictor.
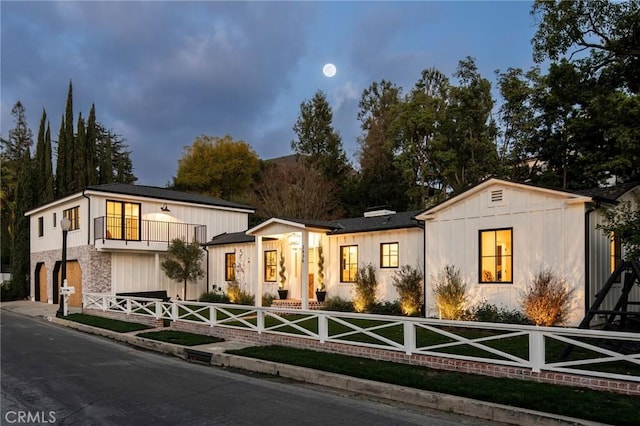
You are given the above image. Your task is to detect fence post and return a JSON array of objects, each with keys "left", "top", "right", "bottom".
[
  {"left": 155, "top": 301, "right": 162, "bottom": 319},
  {"left": 103, "top": 295, "right": 108, "bottom": 311},
  {"left": 318, "top": 313, "right": 328, "bottom": 343},
  {"left": 210, "top": 305, "right": 216, "bottom": 327},
  {"left": 529, "top": 329, "right": 545, "bottom": 373},
  {"left": 404, "top": 321, "right": 415, "bottom": 355},
  {"left": 257, "top": 308, "right": 264, "bottom": 334},
  {"left": 126, "top": 298, "right": 131, "bottom": 315},
  {"left": 172, "top": 301, "right": 179, "bottom": 321}
]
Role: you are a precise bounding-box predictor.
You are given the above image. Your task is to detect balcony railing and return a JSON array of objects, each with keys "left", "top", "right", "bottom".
[{"left": 94, "top": 216, "right": 207, "bottom": 246}]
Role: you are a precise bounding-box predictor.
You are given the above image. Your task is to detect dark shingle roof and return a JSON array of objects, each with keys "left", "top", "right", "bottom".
[
  {"left": 86, "top": 183, "right": 254, "bottom": 211},
  {"left": 574, "top": 182, "right": 639, "bottom": 203},
  {"left": 205, "top": 232, "right": 255, "bottom": 246},
  {"left": 328, "top": 210, "right": 424, "bottom": 235}
]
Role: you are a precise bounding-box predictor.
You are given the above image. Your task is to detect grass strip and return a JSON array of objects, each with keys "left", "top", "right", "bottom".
[
  {"left": 137, "top": 330, "right": 224, "bottom": 346},
  {"left": 65, "top": 313, "right": 152, "bottom": 333},
  {"left": 228, "top": 345, "right": 639, "bottom": 426}
]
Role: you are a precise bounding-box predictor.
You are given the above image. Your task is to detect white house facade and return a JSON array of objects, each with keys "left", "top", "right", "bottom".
[
  {"left": 26, "top": 184, "right": 254, "bottom": 305},
  {"left": 206, "top": 209, "right": 424, "bottom": 309},
  {"left": 415, "top": 178, "right": 640, "bottom": 325}
]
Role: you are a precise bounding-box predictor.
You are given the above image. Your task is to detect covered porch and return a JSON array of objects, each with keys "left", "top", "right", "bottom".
[{"left": 247, "top": 218, "right": 331, "bottom": 309}]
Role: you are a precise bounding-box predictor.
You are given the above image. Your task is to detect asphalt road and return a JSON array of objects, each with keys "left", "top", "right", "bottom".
[{"left": 1, "top": 310, "right": 500, "bottom": 425}]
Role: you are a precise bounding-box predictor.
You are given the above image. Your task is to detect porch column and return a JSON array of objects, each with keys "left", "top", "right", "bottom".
[
  {"left": 255, "top": 235, "right": 263, "bottom": 307},
  {"left": 301, "top": 229, "right": 309, "bottom": 310},
  {"left": 154, "top": 253, "right": 160, "bottom": 288}
]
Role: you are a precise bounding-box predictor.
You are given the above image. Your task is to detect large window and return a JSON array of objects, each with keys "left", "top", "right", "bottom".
[
  {"left": 106, "top": 201, "right": 140, "bottom": 240},
  {"left": 264, "top": 250, "right": 277, "bottom": 282},
  {"left": 611, "top": 232, "right": 622, "bottom": 283},
  {"left": 340, "top": 245, "right": 358, "bottom": 283},
  {"left": 380, "top": 242, "right": 399, "bottom": 268},
  {"left": 479, "top": 228, "right": 512, "bottom": 283},
  {"left": 38, "top": 217, "right": 44, "bottom": 237},
  {"left": 63, "top": 206, "right": 80, "bottom": 231},
  {"left": 225, "top": 253, "right": 236, "bottom": 281}
]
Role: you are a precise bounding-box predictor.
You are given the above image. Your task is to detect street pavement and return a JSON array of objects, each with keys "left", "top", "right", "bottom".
[{"left": 0, "top": 300, "right": 606, "bottom": 426}]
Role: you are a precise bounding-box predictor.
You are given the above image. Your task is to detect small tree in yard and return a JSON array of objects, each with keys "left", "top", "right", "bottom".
[
  {"left": 521, "top": 269, "right": 574, "bottom": 326},
  {"left": 161, "top": 238, "right": 204, "bottom": 301},
  {"left": 432, "top": 265, "right": 467, "bottom": 320},
  {"left": 354, "top": 263, "right": 378, "bottom": 313},
  {"left": 392, "top": 265, "right": 423, "bottom": 316}
]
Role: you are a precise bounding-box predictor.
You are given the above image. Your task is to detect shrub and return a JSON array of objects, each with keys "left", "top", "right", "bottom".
[
  {"left": 227, "top": 280, "right": 241, "bottom": 303},
  {"left": 432, "top": 265, "right": 467, "bottom": 320},
  {"left": 322, "top": 296, "right": 354, "bottom": 312},
  {"left": 198, "top": 290, "right": 230, "bottom": 303},
  {"left": 353, "top": 263, "right": 378, "bottom": 312},
  {"left": 464, "top": 301, "right": 530, "bottom": 324},
  {"left": 370, "top": 300, "right": 403, "bottom": 316},
  {"left": 392, "top": 265, "right": 424, "bottom": 316},
  {"left": 521, "top": 269, "right": 574, "bottom": 326},
  {"left": 262, "top": 292, "right": 276, "bottom": 307},
  {"left": 236, "top": 290, "right": 255, "bottom": 306}
]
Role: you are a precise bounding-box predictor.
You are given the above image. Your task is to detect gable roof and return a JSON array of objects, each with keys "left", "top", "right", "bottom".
[
  {"left": 415, "top": 178, "right": 592, "bottom": 220},
  {"left": 327, "top": 210, "right": 423, "bottom": 235},
  {"left": 574, "top": 181, "right": 639, "bottom": 203},
  {"left": 85, "top": 184, "right": 254, "bottom": 211},
  {"left": 205, "top": 231, "right": 277, "bottom": 246}
]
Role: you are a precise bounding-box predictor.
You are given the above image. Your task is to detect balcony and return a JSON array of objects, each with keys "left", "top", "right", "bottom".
[{"left": 94, "top": 216, "right": 207, "bottom": 252}]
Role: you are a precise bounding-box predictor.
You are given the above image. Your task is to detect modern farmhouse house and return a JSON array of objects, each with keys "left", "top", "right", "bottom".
[
  {"left": 205, "top": 209, "right": 424, "bottom": 308},
  {"left": 415, "top": 178, "right": 640, "bottom": 324},
  {"left": 25, "top": 184, "right": 254, "bottom": 306}
]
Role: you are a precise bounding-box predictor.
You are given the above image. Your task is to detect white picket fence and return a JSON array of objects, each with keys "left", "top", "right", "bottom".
[{"left": 83, "top": 293, "right": 640, "bottom": 383}]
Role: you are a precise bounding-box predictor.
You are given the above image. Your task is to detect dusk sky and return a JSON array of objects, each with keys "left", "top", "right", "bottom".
[{"left": 1, "top": 1, "right": 541, "bottom": 187}]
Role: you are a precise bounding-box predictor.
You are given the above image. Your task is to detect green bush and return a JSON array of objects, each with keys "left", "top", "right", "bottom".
[
  {"left": 0, "top": 279, "right": 27, "bottom": 301},
  {"left": 262, "top": 292, "right": 276, "bottom": 307},
  {"left": 392, "top": 265, "right": 424, "bottom": 316},
  {"left": 322, "top": 296, "right": 354, "bottom": 312},
  {"left": 370, "top": 300, "right": 403, "bottom": 316},
  {"left": 198, "top": 290, "right": 230, "bottom": 303},
  {"left": 521, "top": 269, "right": 574, "bottom": 326},
  {"left": 236, "top": 290, "right": 255, "bottom": 306},
  {"left": 432, "top": 265, "right": 467, "bottom": 320},
  {"left": 464, "top": 301, "right": 530, "bottom": 324},
  {"left": 354, "top": 263, "right": 378, "bottom": 312}
]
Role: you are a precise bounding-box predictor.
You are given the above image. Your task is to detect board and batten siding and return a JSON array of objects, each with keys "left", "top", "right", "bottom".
[
  {"left": 326, "top": 228, "right": 424, "bottom": 302},
  {"left": 29, "top": 195, "right": 89, "bottom": 253},
  {"left": 423, "top": 183, "right": 587, "bottom": 325}
]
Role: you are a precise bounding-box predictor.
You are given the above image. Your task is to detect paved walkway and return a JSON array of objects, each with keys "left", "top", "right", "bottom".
[{"left": 0, "top": 300, "right": 606, "bottom": 426}]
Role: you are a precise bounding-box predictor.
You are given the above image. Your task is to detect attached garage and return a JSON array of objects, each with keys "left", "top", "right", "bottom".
[
  {"left": 35, "top": 263, "right": 47, "bottom": 303},
  {"left": 56, "top": 260, "right": 83, "bottom": 307}
]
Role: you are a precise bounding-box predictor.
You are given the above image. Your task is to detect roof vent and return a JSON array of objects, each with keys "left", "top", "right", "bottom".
[{"left": 490, "top": 189, "right": 503, "bottom": 203}]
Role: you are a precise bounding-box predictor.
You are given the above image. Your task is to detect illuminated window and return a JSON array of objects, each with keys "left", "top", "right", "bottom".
[
  {"left": 38, "top": 217, "right": 44, "bottom": 237},
  {"left": 106, "top": 201, "right": 140, "bottom": 240},
  {"left": 63, "top": 206, "right": 80, "bottom": 231},
  {"left": 340, "top": 245, "right": 358, "bottom": 283},
  {"left": 380, "top": 242, "right": 399, "bottom": 268},
  {"left": 264, "top": 250, "right": 277, "bottom": 282},
  {"left": 479, "top": 228, "right": 512, "bottom": 283},
  {"left": 225, "top": 253, "right": 236, "bottom": 281},
  {"left": 611, "top": 232, "right": 622, "bottom": 283}
]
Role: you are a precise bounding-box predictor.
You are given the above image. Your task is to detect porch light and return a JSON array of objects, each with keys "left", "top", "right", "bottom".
[{"left": 160, "top": 203, "right": 170, "bottom": 212}]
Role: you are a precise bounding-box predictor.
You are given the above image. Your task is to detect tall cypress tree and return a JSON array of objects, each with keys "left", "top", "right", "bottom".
[
  {"left": 34, "top": 109, "right": 54, "bottom": 205},
  {"left": 55, "top": 115, "right": 67, "bottom": 197},
  {"left": 63, "top": 81, "right": 76, "bottom": 192},
  {"left": 75, "top": 113, "right": 87, "bottom": 189},
  {"left": 85, "top": 104, "right": 97, "bottom": 185}
]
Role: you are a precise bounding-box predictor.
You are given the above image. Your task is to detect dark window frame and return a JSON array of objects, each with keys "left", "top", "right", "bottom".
[
  {"left": 340, "top": 245, "right": 358, "bottom": 283},
  {"left": 63, "top": 206, "right": 80, "bottom": 231},
  {"left": 38, "top": 216, "right": 44, "bottom": 237},
  {"left": 264, "top": 250, "right": 277, "bottom": 282},
  {"left": 106, "top": 200, "right": 141, "bottom": 241},
  {"left": 380, "top": 242, "right": 399, "bottom": 268},
  {"left": 225, "top": 252, "right": 236, "bottom": 282},
  {"left": 478, "top": 228, "right": 513, "bottom": 284}
]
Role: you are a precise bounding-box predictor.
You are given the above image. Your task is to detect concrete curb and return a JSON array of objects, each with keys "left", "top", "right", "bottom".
[{"left": 47, "top": 316, "right": 606, "bottom": 426}]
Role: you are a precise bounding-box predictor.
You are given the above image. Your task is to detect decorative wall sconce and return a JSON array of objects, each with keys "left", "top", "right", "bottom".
[{"left": 160, "top": 203, "right": 170, "bottom": 212}]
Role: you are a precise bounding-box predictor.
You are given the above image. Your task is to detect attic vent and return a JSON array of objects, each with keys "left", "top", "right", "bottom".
[{"left": 490, "top": 189, "right": 503, "bottom": 203}]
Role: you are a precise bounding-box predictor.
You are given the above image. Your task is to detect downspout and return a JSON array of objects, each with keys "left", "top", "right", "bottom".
[
  {"left": 203, "top": 246, "right": 210, "bottom": 293},
  {"left": 584, "top": 206, "right": 595, "bottom": 314},
  {"left": 82, "top": 189, "right": 91, "bottom": 245}
]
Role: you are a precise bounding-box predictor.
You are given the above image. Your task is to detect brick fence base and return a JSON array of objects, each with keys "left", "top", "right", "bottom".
[{"left": 84, "top": 308, "right": 639, "bottom": 396}]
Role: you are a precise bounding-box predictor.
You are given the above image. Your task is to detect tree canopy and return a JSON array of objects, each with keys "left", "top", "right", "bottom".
[{"left": 161, "top": 238, "right": 205, "bottom": 300}]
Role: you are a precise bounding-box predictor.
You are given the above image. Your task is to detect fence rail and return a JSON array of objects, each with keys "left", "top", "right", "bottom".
[{"left": 83, "top": 293, "right": 640, "bottom": 383}]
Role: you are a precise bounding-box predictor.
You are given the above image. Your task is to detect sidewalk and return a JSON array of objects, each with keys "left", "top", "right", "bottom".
[{"left": 1, "top": 300, "right": 606, "bottom": 426}]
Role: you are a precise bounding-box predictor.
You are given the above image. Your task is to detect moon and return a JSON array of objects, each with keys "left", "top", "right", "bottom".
[{"left": 322, "top": 63, "right": 336, "bottom": 78}]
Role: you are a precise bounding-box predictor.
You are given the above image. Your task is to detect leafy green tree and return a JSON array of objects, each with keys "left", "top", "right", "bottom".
[
  {"left": 161, "top": 238, "right": 205, "bottom": 300},
  {"left": 174, "top": 134, "right": 259, "bottom": 200},
  {"left": 291, "top": 90, "right": 350, "bottom": 184},
  {"left": 355, "top": 80, "right": 409, "bottom": 212},
  {"left": 531, "top": 0, "right": 640, "bottom": 92},
  {"left": 597, "top": 194, "right": 640, "bottom": 262}
]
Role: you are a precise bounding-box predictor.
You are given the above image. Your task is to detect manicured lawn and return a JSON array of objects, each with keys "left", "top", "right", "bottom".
[
  {"left": 228, "top": 345, "right": 640, "bottom": 426},
  {"left": 137, "top": 330, "right": 224, "bottom": 346},
  {"left": 65, "top": 313, "right": 152, "bottom": 333}
]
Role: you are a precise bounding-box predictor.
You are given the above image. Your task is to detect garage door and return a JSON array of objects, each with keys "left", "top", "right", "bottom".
[{"left": 57, "top": 261, "right": 82, "bottom": 307}]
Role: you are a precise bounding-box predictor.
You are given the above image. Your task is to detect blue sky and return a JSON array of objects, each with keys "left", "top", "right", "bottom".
[{"left": 1, "top": 1, "right": 539, "bottom": 187}]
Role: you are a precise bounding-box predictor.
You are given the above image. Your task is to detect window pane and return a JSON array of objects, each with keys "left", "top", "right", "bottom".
[{"left": 481, "top": 231, "right": 496, "bottom": 256}]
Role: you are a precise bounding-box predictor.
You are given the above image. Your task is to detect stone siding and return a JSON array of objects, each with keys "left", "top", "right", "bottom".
[{"left": 30, "top": 245, "right": 112, "bottom": 303}]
